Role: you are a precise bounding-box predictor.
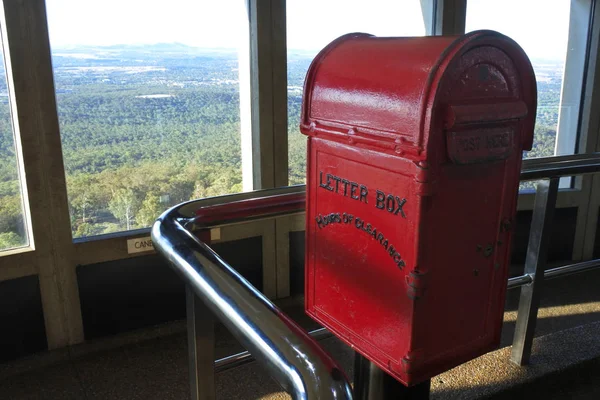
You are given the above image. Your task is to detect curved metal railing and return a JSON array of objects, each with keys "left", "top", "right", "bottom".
[
  {"left": 152, "top": 186, "right": 353, "bottom": 400},
  {"left": 152, "top": 153, "right": 600, "bottom": 399}
]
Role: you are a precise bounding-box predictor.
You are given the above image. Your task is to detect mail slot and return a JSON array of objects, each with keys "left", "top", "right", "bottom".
[{"left": 302, "top": 30, "right": 536, "bottom": 385}]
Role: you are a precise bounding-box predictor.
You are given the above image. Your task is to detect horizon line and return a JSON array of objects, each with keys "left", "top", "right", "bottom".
[{"left": 50, "top": 42, "right": 567, "bottom": 62}]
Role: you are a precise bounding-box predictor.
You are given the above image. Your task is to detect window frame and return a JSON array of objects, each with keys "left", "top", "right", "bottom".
[{"left": 0, "top": 0, "right": 83, "bottom": 348}]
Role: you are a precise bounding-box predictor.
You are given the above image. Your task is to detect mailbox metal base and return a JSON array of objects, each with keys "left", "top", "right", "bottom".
[{"left": 354, "top": 353, "right": 430, "bottom": 400}]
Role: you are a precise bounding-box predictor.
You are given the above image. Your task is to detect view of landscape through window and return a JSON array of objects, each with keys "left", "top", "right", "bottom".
[
  {"left": 0, "top": 1, "right": 586, "bottom": 245},
  {"left": 45, "top": 0, "right": 247, "bottom": 238},
  {"left": 0, "top": 45, "right": 28, "bottom": 251}
]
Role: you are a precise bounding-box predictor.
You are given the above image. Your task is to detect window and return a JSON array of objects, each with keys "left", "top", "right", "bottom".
[
  {"left": 286, "top": 0, "right": 429, "bottom": 184},
  {"left": 466, "top": 0, "right": 590, "bottom": 161},
  {"left": 45, "top": 0, "right": 248, "bottom": 238},
  {"left": 0, "top": 41, "right": 28, "bottom": 251}
]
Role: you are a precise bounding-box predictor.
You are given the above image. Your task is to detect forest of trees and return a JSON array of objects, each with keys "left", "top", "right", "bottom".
[{"left": 0, "top": 44, "right": 564, "bottom": 250}]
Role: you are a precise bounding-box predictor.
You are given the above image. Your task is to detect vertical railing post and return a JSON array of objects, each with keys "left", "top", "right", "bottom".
[
  {"left": 186, "top": 285, "right": 216, "bottom": 400},
  {"left": 510, "top": 177, "right": 559, "bottom": 365},
  {"left": 353, "top": 352, "right": 430, "bottom": 400}
]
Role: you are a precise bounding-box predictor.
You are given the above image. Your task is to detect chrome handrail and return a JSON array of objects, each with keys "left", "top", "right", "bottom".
[
  {"left": 153, "top": 152, "right": 600, "bottom": 398},
  {"left": 151, "top": 193, "right": 353, "bottom": 400}
]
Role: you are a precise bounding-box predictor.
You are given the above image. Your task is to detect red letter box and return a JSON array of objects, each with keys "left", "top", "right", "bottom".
[{"left": 302, "top": 31, "right": 536, "bottom": 385}]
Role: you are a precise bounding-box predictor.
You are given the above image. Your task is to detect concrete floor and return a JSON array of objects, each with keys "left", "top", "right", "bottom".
[{"left": 1, "top": 269, "right": 600, "bottom": 400}]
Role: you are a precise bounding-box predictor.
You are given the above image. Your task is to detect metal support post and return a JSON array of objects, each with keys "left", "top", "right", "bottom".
[
  {"left": 353, "top": 352, "right": 430, "bottom": 400},
  {"left": 510, "top": 177, "right": 559, "bottom": 365},
  {"left": 186, "top": 285, "right": 216, "bottom": 400}
]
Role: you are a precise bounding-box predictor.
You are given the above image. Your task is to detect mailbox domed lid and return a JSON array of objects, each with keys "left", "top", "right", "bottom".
[{"left": 300, "top": 31, "right": 536, "bottom": 158}]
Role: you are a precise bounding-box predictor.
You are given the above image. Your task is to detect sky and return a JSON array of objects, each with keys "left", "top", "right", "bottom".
[{"left": 45, "top": 0, "right": 572, "bottom": 61}]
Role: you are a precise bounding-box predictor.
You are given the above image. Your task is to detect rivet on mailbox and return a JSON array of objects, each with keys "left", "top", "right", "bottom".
[{"left": 302, "top": 30, "right": 536, "bottom": 386}]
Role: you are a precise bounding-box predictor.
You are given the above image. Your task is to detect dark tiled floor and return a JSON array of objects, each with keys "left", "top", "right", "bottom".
[
  {"left": 0, "top": 362, "right": 85, "bottom": 400},
  {"left": 1, "top": 269, "right": 600, "bottom": 399}
]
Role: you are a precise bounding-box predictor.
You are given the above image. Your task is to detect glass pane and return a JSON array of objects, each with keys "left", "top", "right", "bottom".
[
  {"left": 466, "top": 0, "right": 589, "bottom": 190},
  {"left": 0, "top": 41, "right": 28, "bottom": 251},
  {"left": 287, "top": 0, "right": 429, "bottom": 185},
  {"left": 46, "top": 0, "right": 247, "bottom": 238}
]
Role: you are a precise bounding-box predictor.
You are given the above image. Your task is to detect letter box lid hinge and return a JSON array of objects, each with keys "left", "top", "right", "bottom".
[
  {"left": 406, "top": 269, "right": 428, "bottom": 300},
  {"left": 300, "top": 120, "right": 424, "bottom": 158}
]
